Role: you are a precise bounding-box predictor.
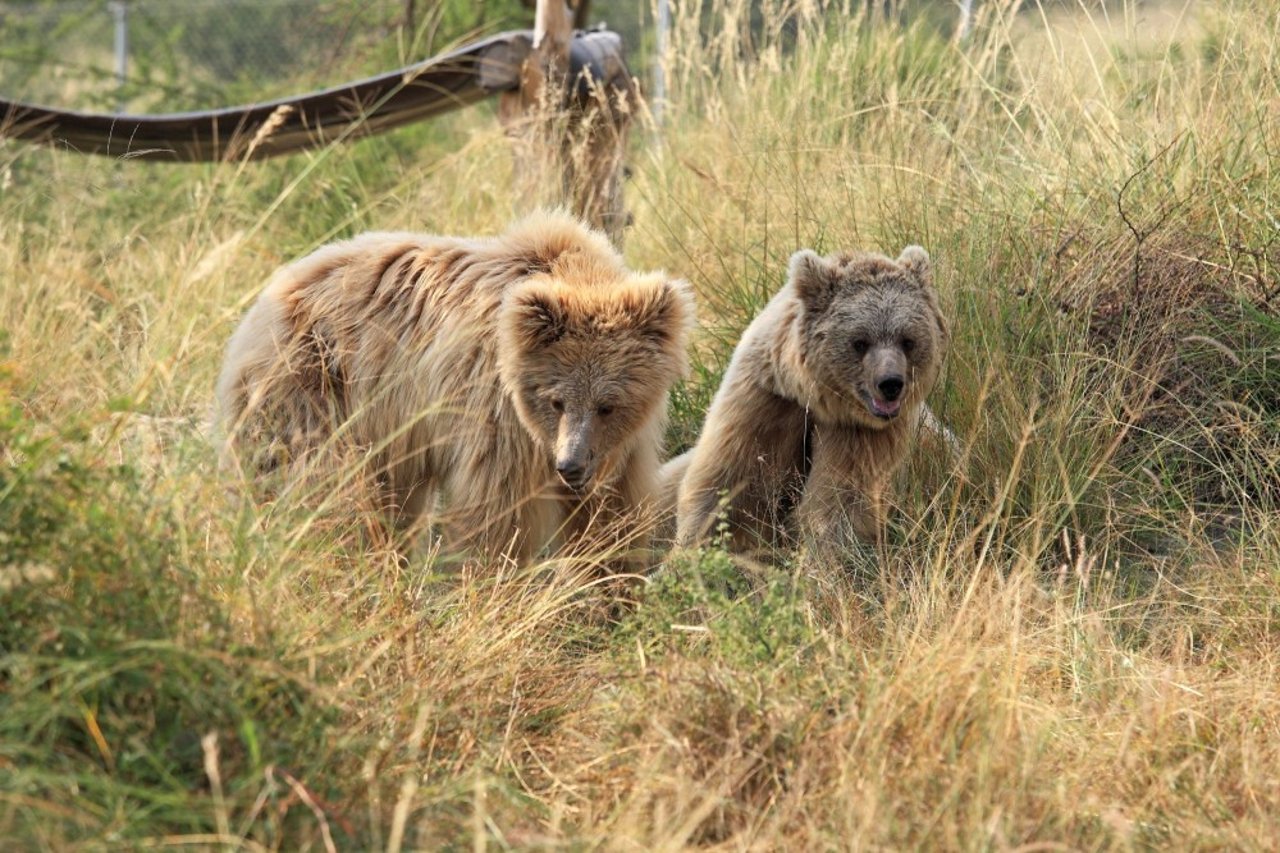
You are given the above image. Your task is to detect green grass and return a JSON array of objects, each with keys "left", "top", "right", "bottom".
[{"left": 3, "top": 0, "right": 1280, "bottom": 847}]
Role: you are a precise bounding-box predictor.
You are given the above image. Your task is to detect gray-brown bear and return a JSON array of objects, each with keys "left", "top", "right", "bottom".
[
  {"left": 668, "top": 245, "right": 947, "bottom": 556},
  {"left": 215, "top": 213, "right": 695, "bottom": 565}
]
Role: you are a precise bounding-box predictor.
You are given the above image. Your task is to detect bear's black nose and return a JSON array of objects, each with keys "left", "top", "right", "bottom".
[
  {"left": 877, "top": 376, "right": 904, "bottom": 401},
  {"left": 557, "top": 459, "right": 586, "bottom": 486}
]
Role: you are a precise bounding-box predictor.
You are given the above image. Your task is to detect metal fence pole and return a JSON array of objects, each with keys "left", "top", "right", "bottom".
[
  {"left": 654, "top": 0, "right": 669, "bottom": 129},
  {"left": 956, "top": 0, "right": 974, "bottom": 43},
  {"left": 108, "top": 0, "right": 127, "bottom": 110}
]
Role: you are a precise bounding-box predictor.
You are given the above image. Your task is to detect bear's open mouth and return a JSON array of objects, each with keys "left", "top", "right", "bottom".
[{"left": 864, "top": 393, "right": 902, "bottom": 420}]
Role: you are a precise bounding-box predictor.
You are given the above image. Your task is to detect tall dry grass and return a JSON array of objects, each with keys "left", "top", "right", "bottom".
[{"left": 2, "top": 0, "right": 1279, "bottom": 847}]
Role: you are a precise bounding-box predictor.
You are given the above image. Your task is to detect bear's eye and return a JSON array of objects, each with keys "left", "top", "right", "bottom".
[
  {"left": 597, "top": 404, "right": 614, "bottom": 417},
  {"left": 902, "top": 337, "right": 916, "bottom": 353},
  {"left": 852, "top": 339, "right": 870, "bottom": 356},
  {"left": 550, "top": 398, "right": 565, "bottom": 413}
]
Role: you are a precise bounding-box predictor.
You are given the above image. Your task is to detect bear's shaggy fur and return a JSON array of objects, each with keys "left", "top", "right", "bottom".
[
  {"left": 215, "top": 213, "right": 694, "bottom": 565},
  {"left": 669, "top": 246, "right": 947, "bottom": 555}
]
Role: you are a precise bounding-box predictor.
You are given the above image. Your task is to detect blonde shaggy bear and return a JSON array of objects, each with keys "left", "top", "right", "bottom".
[
  {"left": 666, "top": 245, "right": 948, "bottom": 557},
  {"left": 215, "top": 213, "right": 695, "bottom": 566}
]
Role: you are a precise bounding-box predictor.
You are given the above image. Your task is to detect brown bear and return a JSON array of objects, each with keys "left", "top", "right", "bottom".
[
  {"left": 214, "top": 212, "right": 695, "bottom": 566},
  {"left": 668, "top": 245, "right": 948, "bottom": 556}
]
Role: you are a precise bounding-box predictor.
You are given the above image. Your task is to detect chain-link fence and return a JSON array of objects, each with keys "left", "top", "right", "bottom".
[
  {"left": 0, "top": 0, "right": 568, "bottom": 112},
  {"left": 1, "top": 2, "right": 974, "bottom": 119}
]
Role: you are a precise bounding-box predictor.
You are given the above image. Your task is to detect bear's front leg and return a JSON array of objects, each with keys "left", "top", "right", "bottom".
[
  {"left": 675, "top": 383, "right": 810, "bottom": 552},
  {"left": 439, "top": 448, "right": 559, "bottom": 565},
  {"left": 794, "top": 425, "right": 890, "bottom": 562}
]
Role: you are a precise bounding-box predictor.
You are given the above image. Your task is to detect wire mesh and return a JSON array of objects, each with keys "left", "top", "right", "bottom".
[{"left": 0, "top": 0, "right": 484, "bottom": 112}]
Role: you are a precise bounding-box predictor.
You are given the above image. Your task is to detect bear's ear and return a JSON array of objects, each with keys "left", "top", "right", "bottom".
[
  {"left": 789, "top": 249, "right": 837, "bottom": 310},
  {"left": 897, "top": 245, "right": 933, "bottom": 289},
  {"left": 630, "top": 278, "right": 697, "bottom": 349},
  {"left": 504, "top": 284, "right": 570, "bottom": 349}
]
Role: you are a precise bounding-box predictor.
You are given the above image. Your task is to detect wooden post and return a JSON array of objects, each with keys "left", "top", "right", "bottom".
[
  {"left": 500, "top": 0, "right": 634, "bottom": 245},
  {"left": 534, "top": 0, "right": 572, "bottom": 65},
  {"left": 501, "top": 0, "right": 571, "bottom": 118}
]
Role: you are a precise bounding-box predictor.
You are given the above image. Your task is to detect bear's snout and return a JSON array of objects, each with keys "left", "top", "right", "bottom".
[
  {"left": 863, "top": 345, "right": 908, "bottom": 419},
  {"left": 877, "top": 375, "right": 905, "bottom": 402},
  {"left": 554, "top": 414, "right": 597, "bottom": 491},
  {"left": 556, "top": 457, "right": 589, "bottom": 490}
]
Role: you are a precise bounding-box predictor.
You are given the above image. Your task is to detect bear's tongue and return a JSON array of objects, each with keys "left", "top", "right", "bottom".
[{"left": 871, "top": 397, "right": 901, "bottom": 418}]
